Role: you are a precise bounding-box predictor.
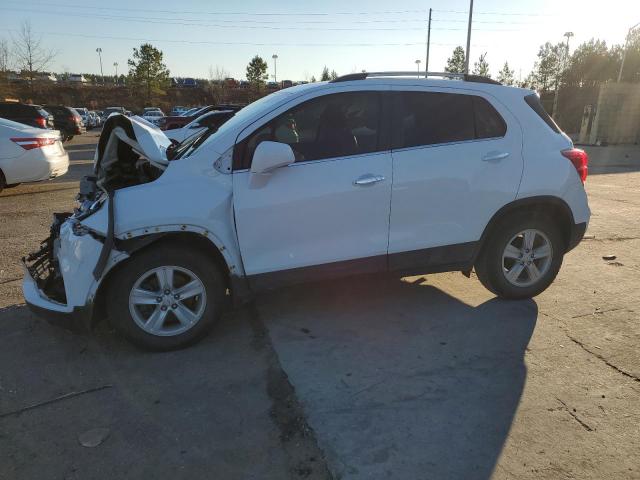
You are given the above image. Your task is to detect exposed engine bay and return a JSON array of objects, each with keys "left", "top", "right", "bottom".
[{"left": 76, "top": 114, "right": 171, "bottom": 215}]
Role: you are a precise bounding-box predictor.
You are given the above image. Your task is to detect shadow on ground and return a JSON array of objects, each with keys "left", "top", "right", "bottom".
[{"left": 257, "top": 275, "right": 538, "bottom": 479}]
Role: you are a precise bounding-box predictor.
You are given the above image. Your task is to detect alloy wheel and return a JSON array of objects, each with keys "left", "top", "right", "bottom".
[
  {"left": 128, "top": 266, "right": 207, "bottom": 336},
  {"left": 501, "top": 229, "right": 553, "bottom": 288}
]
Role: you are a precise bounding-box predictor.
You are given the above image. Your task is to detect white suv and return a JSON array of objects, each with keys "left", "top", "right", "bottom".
[{"left": 23, "top": 72, "right": 590, "bottom": 350}]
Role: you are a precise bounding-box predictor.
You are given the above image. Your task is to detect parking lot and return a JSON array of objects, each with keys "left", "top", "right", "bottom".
[{"left": 1, "top": 132, "right": 639, "bottom": 479}]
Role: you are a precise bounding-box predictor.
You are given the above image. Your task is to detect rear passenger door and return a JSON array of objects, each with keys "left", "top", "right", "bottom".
[{"left": 388, "top": 87, "right": 523, "bottom": 271}]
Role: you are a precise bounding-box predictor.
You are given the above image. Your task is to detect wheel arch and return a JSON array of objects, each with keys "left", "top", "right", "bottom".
[
  {"left": 473, "top": 195, "right": 575, "bottom": 264},
  {"left": 92, "top": 231, "right": 250, "bottom": 325}
]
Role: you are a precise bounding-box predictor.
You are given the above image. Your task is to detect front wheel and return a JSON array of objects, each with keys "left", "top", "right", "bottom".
[
  {"left": 475, "top": 216, "right": 565, "bottom": 299},
  {"left": 106, "top": 243, "right": 225, "bottom": 350}
]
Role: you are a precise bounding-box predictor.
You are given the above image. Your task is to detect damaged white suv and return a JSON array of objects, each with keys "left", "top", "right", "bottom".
[{"left": 23, "top": 72, "right": 590, "bottom": 350}]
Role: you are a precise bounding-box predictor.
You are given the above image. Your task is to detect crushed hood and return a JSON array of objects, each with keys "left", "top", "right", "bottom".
[{"left": 95, "top": 114, "right": 171, "bottom": 171}]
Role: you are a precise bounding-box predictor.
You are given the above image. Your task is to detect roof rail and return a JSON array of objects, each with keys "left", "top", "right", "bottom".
[{"left": 330, "top": 71, "right": 501, "bottom": 85}]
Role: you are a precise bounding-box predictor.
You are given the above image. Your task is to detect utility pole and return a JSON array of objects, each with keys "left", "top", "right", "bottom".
[
  {"left": 425, "top": 8, "right": 432, "bottom": 76},
  {"left": 96, "top": 48, "right": 103, "bottom": 85},
  {"left": 618, "top": 22, "right": 640, "bottom": 82},
  {"left": 272, "top": 54, "right": 278, "bottom": 83},
  {"left": 552, "top": 31, "right": 573, "bottom": 118},
  {"left": 464, "top": 0, "right": 474, "bottom": 74},
  {"left": 113, "top": 62, "right": 118, "bottom": 84},
  {"left": 415, "top": 59, "right": 421, "bottom": 78}
]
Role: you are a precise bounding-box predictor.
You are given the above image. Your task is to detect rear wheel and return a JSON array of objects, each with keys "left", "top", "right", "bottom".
[
  {"left": 106, "top": 243, "right": 225, "bottom": 350},
  {"left": 475, "top": 215, "right": 564, "bottom": 299}
]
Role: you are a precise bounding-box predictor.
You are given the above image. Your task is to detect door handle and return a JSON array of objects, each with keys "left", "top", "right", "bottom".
[
  {"left": 482, "top": 151, "right": 510, "bottom": 162},
  {"left": 353, "top": 174, "right": 385, "bottom": 186}
]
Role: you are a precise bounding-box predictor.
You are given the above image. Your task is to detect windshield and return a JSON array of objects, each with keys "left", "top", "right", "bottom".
[{"left": 195, "top": 91, "right": 291, "bottom": 151}]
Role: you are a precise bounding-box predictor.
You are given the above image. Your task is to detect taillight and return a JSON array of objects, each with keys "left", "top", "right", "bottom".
[
  {"left": 11, "top": 137, "right": 57, "bottom": 150},
  {"left": 35, "top": 117, "right": 47, "bottom": 128},
  {"left": 561, "top": 148, "right": 588, "bottom": 183}
]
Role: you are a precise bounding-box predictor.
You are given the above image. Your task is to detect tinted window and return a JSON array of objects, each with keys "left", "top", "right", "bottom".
[
  {"left": 524, "top": 94, "right": 560, "bottom": 133},
  {"left": 392, "top": 92, "right": 475, "bottom": 149},
  {"left": 235, "top": 92, "right": 382, "bottom": 170},
  {"left": 473, "top": 96, "right": 506, "bottom": 138}
]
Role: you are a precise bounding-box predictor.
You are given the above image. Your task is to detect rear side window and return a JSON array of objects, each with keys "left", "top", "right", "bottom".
[
  {"left": 473, "top": 96, "right": 506, "bottom": 138},
  {"left": 392, "top": 92, "right": 475, "bottom": 149},
  {"left": 392, "top": 92, "right": 507, "bottom": 149},
  {"left": 524, "top": 94, "right": 560, "bottom": 133}
]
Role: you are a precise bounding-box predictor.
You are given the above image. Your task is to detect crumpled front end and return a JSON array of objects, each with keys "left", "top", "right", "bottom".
[{"left": 23, "top": 213, "right": 106, "bottom": 330}]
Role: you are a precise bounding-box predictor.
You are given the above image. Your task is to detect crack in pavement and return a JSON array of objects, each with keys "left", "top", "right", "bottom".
[
  {"left": 541, "top": 311, "right": 640, "bottom": 384},
  {"left": 555, "top": 397, "right": 594, "bottom": 432},
  {"left": 246, "top": 302, "right": 333, "bottom": 480},
  {"left": 566, "top": 335, "right": 640, "bottom": 383}
]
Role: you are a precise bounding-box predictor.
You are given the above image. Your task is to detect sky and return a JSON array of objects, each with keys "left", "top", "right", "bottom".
[{"left": 1, "top": 0, "right": 639, "bottom": 82}]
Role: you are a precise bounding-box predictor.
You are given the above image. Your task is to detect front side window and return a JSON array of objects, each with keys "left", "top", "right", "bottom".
[
  {"left": 234, "top": 92, "right": 382, "bottom": 170},
  {"left": 392, "top": 91, "right": 506, "bottom": 149}
]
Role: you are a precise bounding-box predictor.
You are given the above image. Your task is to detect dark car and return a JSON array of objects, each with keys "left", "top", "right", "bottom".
[
  {"left": 159, "top": 104, "right": 244, "bottom": 131},
  {"left": 0, "top": 102, "right": 54, "bottom": 129},
  {"left": 44, "top": 105, "right": 86, "bottom": 142}
]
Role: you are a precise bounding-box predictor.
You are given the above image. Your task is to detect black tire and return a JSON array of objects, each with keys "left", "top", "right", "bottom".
[
  {"left": 106, "top": 242, "right": 226, "bottom": 351},
  {"left": 475, "top": 214, "right": 565, "bottom": 299}
]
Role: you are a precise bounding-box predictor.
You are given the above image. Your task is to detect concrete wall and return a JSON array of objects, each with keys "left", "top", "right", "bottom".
[{"left": 588, "top": 82, "right": 640, "bottom": 145}]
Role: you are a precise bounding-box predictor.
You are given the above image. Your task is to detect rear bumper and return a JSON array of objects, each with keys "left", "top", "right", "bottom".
[{"left": 567, "top": 221, "right": 587, "bottom": 252}]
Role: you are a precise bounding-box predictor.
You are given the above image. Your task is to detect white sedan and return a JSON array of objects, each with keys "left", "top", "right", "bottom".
[
  {"left": 0, "top": 118, "right": 69, "bottom": 192},
  {"left": 142, "top": 110, "right": 165, "bottom": 126}
]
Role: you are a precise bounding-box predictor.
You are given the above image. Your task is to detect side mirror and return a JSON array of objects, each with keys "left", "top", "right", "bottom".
[{"left": 250, "top": 141, "right": 295, "bottom": 174}]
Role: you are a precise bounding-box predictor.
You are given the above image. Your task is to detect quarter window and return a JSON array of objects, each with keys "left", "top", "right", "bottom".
[
  {"left": 391, "top": 92, "right": 506, "bottom": 150},
  {"left": 473, "top": 96, "right": 507, "bottom": 138},
  {"left": 234, "top": 92, "right": 382, "bottom": 170}
]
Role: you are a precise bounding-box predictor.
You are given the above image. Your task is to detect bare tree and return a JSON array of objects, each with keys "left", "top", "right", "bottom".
[
  {"left": 208, "top": 65, "right": 229, "bottom": 102},
  {"left": 12, "top": 21, "right": 56, "bottom": 91},
  {"left": 0, "top": 38, "right": 10, "bottom": 73}
]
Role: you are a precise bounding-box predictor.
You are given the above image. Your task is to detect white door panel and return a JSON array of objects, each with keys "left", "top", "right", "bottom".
[
  {"left": 389, "top": 87, "right": 523, "bottom": 255},
  {"left": 233, "top": 152, "right": 392, "bottom": 275}
]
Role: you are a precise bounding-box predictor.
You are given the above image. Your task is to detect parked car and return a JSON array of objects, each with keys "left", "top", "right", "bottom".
[
  {"left": 159, "top": 104, "right": 243, "bottom": 131},
  {"left": 43, "top": 105, "right": 85, "bottom": 141},
  {"left": 170, "top": 106, "right": 188, "bottom": 116},
  {"left": 180, "top": 107, "right": 201, "bottom": 117},
  {"left": 141, "top": 110, "right": 165, "bottom": 126},
  {"left": 164, "top": 110, "right": 234, "bottom": 143},
  {"left": 143, "top": 107, "right": 163, "bottom": 114},
  {"left": 102, "top": 107, "right": 126, "bottom": 120},
  {"left": 0, "top": 102, "right": 54, "bottom": 129},
  {"left": 74, "top": 107, "right": 90, "bottom": 128},
  {"left": 23, "top": 73, "right": 590, "bottom": 351},
  {"left": 0, "top": 117, "right": 68, "bottom": 192},
  {"left": 89, "top": 111, "right": 102, "bottom": 128}
]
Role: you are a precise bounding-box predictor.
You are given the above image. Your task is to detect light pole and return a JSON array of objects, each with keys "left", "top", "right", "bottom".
[
  {"left": 464, "top": 0, "right": 474, "bottom": 74},
  {"left": 415, "top": 59, "right": 421, "bottom": 78},
  {"left": 618, "top": 22, "right": 640, "bottom": 82},
  {"left": 552, "top": 31, "right": 573, "bottom": 118},
  {"left": 272, "top": 54, "right": 278, "bottom": 83},
  {"left": 96, "top": 48, "right": 103, "bottom": 84}
]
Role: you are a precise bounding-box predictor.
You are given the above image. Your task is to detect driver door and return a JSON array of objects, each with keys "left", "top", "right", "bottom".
[{"left": 232, "top": 89, "right": 392, "bottom": 289}]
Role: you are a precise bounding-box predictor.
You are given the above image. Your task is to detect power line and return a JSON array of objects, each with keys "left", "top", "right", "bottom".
[
  {"left": 1, "top": 1, "right": 429, "bottom": 17},
  {"left": 4, "top": 28, "right": 488, "bottom": 48},
  {"left": 1, "top": 7, "right": 531, "bottom": 33}
]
